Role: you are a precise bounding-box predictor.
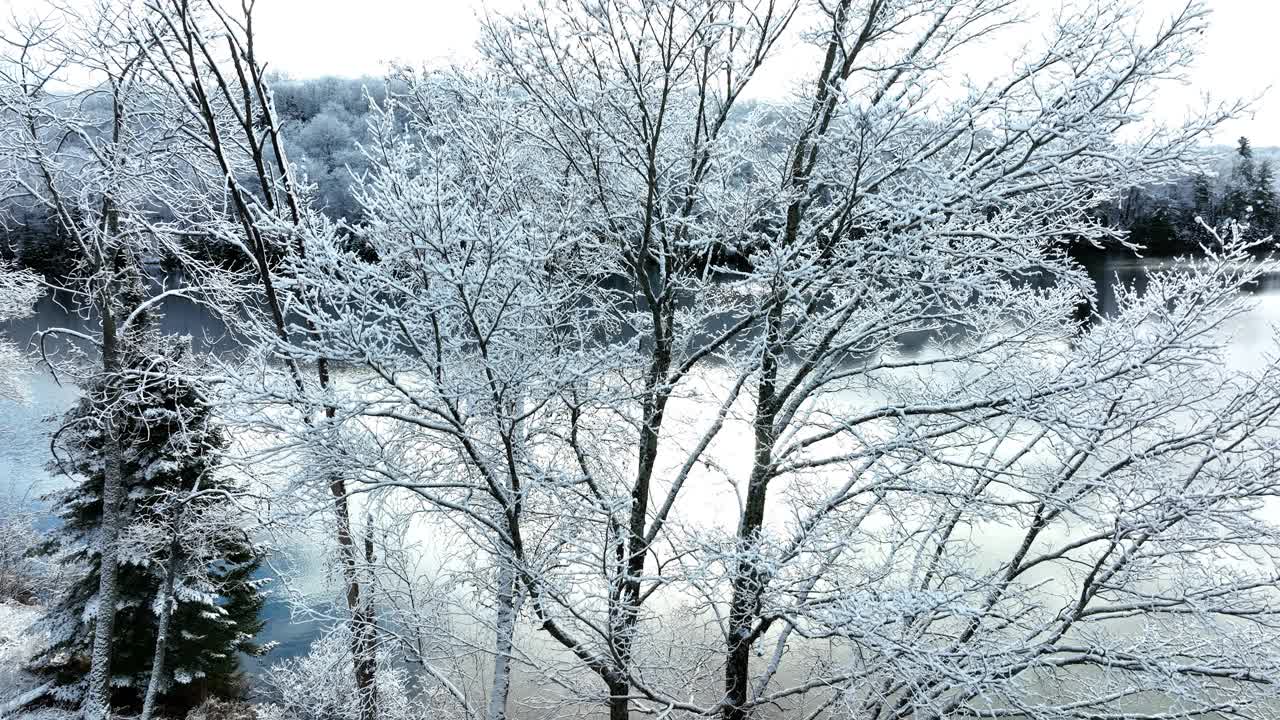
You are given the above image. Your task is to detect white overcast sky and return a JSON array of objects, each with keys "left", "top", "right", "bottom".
[
  {"left": 244, "top": 0, "right": 1276, "bottom": 146},
  {"left": 5, "top": 0, "right": 1276, "bottom": 144}
]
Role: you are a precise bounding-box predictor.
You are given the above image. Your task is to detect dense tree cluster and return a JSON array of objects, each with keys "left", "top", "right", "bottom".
[
  {"left": 1099, "top": 137, "right": 1280, "bottom": 254},
  {"left": 270, "top": 75, "right": 393, "bottom": 224},
  {"left": 0, "top": 74, "right": 387, "bottom": 275},
  {"left": 3, "top": 2, "right": 1280, "bottom": 720},
  {"left": 5, "top": 77, "right": 1276, "bottom": 278}
]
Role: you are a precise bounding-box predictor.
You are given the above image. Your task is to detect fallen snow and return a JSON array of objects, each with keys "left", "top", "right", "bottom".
[{"left": 0, "top": 601, "right": 54, "bottom": 718}]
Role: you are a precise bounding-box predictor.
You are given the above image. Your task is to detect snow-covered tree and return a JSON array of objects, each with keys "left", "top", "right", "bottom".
[
  {"left": 1219, "top": 137, "right": 1280, "bottom": 237},
  {"left": 245, "top": 2, "right": 1280, "bottom": 720},
  {"left": 239, "top": 71, "right": 599, "bottom": 720},
  {"left": 6, "top": 0, "right": 1272, "bottom": 719},
  {"left": 30, "top": 342, "right": 265, "bottom": 713},
  {"left": 0, "top": 11, "right": 170, "bottom": 714},
  {"left": 1222, "top": 137, "right": 1259, "bottom": 226},
  {"left": 258, "top": 627, "right": 437, "bottom": 720},
  {"left": 0, "top": 4, "right": 257, "bottom": 716},
  {"left": 130, "top": 1, "right": 385, "bottom": 716}
]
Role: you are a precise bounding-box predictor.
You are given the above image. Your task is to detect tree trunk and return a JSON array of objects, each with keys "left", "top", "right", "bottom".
[
  {"left": 83, "top": 440, "right": 125, "bottom": 720},
  {"left": 723, "top": 304, "right": 783, "bottom": 720},
  {"left": 158, "top": 14, "right": 381, "bottom": 715},
  {"left": 486, "top": 559, "right": 519, "bottom": 720},
  {"left": 607, "top": 676, "right": 631, "bottom": 720},
  {"left": 603, "top": 299, "right": 675, "bottom": 720},
  {"left": 333, "top": 478, "right": 378, "bottom": 720},
  {"left": 83, "top": 266, "right": 124, "bottom": 720},
  {"left": 141, "top": 467, "right": 204, "bottom": 720},
  {"left": 605, "top": 590, "right": 636, "bottom": 720},
  {"left": 140, "top": 536, "right": 183, "bottom": 720},
  {"left": 723, "top": 470, "right": 771, "bottom": 720}
]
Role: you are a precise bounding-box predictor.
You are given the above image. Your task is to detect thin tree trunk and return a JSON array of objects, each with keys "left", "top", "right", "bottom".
[
  {"left": 146, "top": 10, "right": 393, "bottom": 714},
  {"left": 486, "top": 559, "right": 519, "bottom": 720},
  {"left": 83, "top": 201, "right": 125, "bottom": 720},
  {"left": 140, "top": 467, "right": 205, "bottom": 720},
  {"left": 83, "top": 364, "right": 129, "bottom": 720},
  {"left": 333, "top": 478, "right": 378, "bottom": 720},
  {"left": 720, "top": 10, "right": 852, "bottom": 703},
  {"left": 363, "top": 516, "right": 380, "bottom": 720},
  {"left": 139, "top": 536, "right": 183, "bottom": 720},
  {"left": 723, "top": 303, "right": 783, "bottom": 720},
  {"left": 83, "top": 437, "right": 125, "bottom": 720},
  {"left": 605, "top": 300, "right": 675, "bottom": 720},
  {"left": 489, "top": 395, "right": 529, "bottom": 720},
  {"left": 162, "top": 20, "right": 381, "bottom": 713}
]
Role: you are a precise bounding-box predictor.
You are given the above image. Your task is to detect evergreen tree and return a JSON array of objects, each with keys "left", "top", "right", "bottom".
[
  {"left": 1128, "top": 207, "right": 1179, "bottom": 254},
  {"left": 1221, "top": 136, "right": 1257, "bottom": 223},
  {"left": 1177, "top": 171, "right": 1220, "bottom": 248},
  {"left": 30, "top": 339, "right": 266, "bottom": 713},
  {"left": 1190, "top": 172, "right": 1214, "bottom": 221},
  {"left": 1251, "top": 159, "right": 1278, "bottom": 237}
]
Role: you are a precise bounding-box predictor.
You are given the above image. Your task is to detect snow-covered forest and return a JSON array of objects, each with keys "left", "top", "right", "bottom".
[{"left": 3, "top": 1, "right": 1280, "bottom": 719}]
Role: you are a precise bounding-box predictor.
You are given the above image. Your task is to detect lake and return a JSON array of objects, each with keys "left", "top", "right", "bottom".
[{"left": 3, "top": 252, "right": 1280, "bottom": 713}]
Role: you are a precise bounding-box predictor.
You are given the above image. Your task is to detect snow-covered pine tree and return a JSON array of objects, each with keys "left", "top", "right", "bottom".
[
  {"left": 1251, "top": 158, "right": 1279, "bottom": 236},
  {"left": 1221, "top": 136, "right": 1259, "bottom": 224},
  {"left": 30, "top": 338, "right": 266, "bottom": 713}
]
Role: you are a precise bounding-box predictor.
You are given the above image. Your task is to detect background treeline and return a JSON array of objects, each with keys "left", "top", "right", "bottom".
[
  {"left": 4, "top": 75, "right": 1278, "bottom": 278},
  {"left": 1097, "top": 137, "right": 1280, "bottom": 252},
  {"left": 1, "top": 75, "right": 396, "bottom": 275},
  {"left": 269, "top": 75, "right": 393, "bottom": 224}
]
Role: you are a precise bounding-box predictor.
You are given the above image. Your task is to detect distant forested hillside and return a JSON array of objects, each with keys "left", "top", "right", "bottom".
[
  {"left": 0, "top": 75, "right": 393, "bottom": 274},
  {"left": 1096, "top": 137, "right": 1280, "bottom": 255},
  {"left": 269, "top": 75, "right": 391, "bottom": 224},
  {"left": 3, "top": 74, "right": 1277, "bottom": 276}
]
